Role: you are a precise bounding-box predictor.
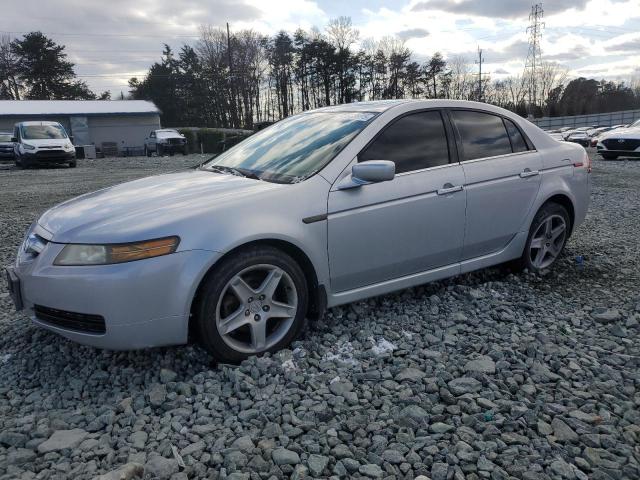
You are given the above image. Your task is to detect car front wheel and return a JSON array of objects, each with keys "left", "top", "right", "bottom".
[
  {"left": 520, "top": 202, "right": 570, "bottom": 272},
  {"left": 601, "top": 153, "right": 618, "bottom": 160},
  {"left": 195, "top": 246, "right": 308, "bottom": 362}
]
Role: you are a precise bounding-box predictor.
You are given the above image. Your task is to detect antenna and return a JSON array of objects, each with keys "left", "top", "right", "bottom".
[{"left": 524, "top": 3, "right": 544, "bottom": 113}]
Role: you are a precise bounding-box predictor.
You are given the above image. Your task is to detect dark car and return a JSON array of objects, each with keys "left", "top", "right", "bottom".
[{"left": 0, "top": 132, "right": 14, "bottom": 160}]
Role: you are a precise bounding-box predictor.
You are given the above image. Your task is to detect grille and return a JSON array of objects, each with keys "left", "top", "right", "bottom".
[
  {"left": 602, "top": 138, "right": 640, "bottom": 150},
  {"left": 35, "top": 150, "right": 67, "bottom": 158},
  {"left": 168, "top": 138, "right": 184, "bottom": 145},
  {"left": 34, "top": 305, "right": 106, "bottom": 334}
]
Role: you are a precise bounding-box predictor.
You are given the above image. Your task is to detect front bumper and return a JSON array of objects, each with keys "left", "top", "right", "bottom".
[
  {"left": 11, "top": 241, "right": 220, "bottom": 350},
  {"left": 21, "top": 150, "right": 75, "bottom": 163}
]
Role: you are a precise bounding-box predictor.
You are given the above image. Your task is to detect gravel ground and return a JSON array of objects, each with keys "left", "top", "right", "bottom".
[{"left": 0, "top": 152, "right": 638, "bottom": 480}]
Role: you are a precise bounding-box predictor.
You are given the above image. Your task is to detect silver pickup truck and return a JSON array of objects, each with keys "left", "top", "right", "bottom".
[{"left": 144, "top": 129, "right": 187, "bottom": 156}]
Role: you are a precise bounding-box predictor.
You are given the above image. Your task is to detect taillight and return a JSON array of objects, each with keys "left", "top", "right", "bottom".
[{"left": 573, "top": 150, "right": 591, "bottom": 173}]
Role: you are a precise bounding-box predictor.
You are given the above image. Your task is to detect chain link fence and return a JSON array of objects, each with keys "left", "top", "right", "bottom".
[{"left": 531, "top": 109, "right": 640, "bottom": 130}]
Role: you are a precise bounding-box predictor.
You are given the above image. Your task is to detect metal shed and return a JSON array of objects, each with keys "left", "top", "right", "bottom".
[{"left": 0, "top": 100, "right": 160, "bottom": 152}]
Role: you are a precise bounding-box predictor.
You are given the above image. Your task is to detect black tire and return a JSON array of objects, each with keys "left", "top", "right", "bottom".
[
  {"left": 14, "top": 156, "right": 22, "bottom": 169},
  {"left": 601, "top": 153, "right": 618, "bottom": 160},
  {"left": 68, "top": 160, "right": 77, "bottom": 168},
  {"left": 157, "top": 145, "right": 164, "bottom": 157},
  {"left": 515, "top": 202, "right": 571, "bottom": 272},
  {"left": 145, "top": 146, "right": 151, "bottom": 157},
  {"left": 182, "top": 148, "right": 188, "bottom": 156},
  {"left": 195, "top": 245, "right": 308, "bottom": 362}
]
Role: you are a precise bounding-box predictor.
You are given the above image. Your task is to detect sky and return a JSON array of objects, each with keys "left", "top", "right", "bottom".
[{"left": 2, "top": 0, "right": 639, "bottom": 96}]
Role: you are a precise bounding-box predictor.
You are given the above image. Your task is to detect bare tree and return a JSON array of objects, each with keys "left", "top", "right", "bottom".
[{"left": 0, "top": 35, "right": 21, "bottom": 99}]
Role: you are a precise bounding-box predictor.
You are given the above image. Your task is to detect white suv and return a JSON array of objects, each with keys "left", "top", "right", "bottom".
[
  {"left": 144, "top": 129, "right": 187, "bottom": 156},
  {"left": 596, "top": 119, "right": 640, "bottom": 159}
]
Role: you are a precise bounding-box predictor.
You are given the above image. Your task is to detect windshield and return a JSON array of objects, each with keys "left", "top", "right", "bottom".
[
  {"left": 203, "top": 111, "right": 375, "bottom": 183},
  {"left": 21, "top": 124, "right": 67, "bottom": 140},
  {"left": 631, "top": 119, "right": 640, "bottom": 128},
  {"left": 0, "top": 134, "right": 11, "bottom": 142},
  {"left": 157, "top": 130, "right": 181, "bottom": 138}
]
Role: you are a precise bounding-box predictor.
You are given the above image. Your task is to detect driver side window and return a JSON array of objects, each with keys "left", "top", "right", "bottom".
[{"left": 359, "top": 111, "right": 450, "bottom": 174}]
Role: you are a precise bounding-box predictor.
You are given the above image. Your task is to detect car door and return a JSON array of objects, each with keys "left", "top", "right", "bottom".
[
  {"left": 327, "top": 110, "right": 467, "bottom": 293},
  {"left": 450, "top": 109, "right": 542, "bottom": 260}
]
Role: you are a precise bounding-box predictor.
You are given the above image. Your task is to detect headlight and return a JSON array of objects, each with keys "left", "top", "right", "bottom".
[
  {"left": 22, "top": 143, "right": 36, "bottom": 151},
  {"left": 64, "top": 143, "right": 75, "bottom": 151},
  {"left": 53, "top": 236, "right": 180, "bottom": 266}
]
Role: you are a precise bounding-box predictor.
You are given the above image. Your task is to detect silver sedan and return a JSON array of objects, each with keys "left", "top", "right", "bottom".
[{"left": 6, "top": 100, "right": 591, "bottom": 362}]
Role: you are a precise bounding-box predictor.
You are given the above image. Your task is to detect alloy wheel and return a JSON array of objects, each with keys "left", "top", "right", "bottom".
[
  {"left": 529, "top": 214, "right": 567, "bottom": 269},
  {"left": 215, "top": 264, "right": 298, "bottom": 354}
]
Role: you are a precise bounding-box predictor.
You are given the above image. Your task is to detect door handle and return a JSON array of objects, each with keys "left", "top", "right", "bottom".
[
  {"left": 519, "top": 168, "right": 540, "bottom": 178},
  {"left": 437, "top": 183, "right": 463, "bottom": 195}
]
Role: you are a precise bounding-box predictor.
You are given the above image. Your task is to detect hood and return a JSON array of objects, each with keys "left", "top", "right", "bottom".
[
  {"left": 599, "top": 127, "right": 640, "bottom": 140},
  {"left": 22, "top": 138, "right": 71, "bottom": 147},
  {"left": 39, "top": 170, "right": 282, "bottom": 244}
]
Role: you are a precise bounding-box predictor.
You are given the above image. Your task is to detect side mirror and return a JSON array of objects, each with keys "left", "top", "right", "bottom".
[{"left": 338, "top": 160, "right": 395, "bottom": 190}]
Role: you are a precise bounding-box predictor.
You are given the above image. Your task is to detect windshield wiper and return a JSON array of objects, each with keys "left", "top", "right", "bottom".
[{"left": 207, "top": 165, "right": 261, "bottom": 180}]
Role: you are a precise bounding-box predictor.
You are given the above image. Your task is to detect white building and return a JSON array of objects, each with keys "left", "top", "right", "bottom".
[{"left": 0, "top": 100, "right": 160, "bottom": 150}]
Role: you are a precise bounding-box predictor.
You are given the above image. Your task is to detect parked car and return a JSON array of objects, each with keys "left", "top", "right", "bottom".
[
  {"left": 144, "top": 129, "right": 187, "bottom": 156},
  {"left": 0, "top": 132, "right": 14, "bottom": 160},
  {"left": 566, "top": 131, "right": 592, "bottom": 147},
  {"left": 5, "top": 100, "right": 591, "bottom": 361},
  {"left": 12, "top": 121, "right": 76, "bottom": 168},
  {"left": 595, "top": 120, "right": 640, "bottom": 159},
  {"left": 548, "top": 132, "right": 565, "bottom": 141}
]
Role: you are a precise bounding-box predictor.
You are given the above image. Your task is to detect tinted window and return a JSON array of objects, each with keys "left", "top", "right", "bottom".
[
  {"left": 504, "top": 118, "right": 528, "bottom": 152},
  {"left": 451, "top": 110, "right": 512, "bottom": 161},
  {"left": 359, "top": 111, "right": 449, "bottom": 174}
]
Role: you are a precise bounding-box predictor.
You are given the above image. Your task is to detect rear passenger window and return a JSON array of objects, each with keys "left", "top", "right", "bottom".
[
  {"left": 451, "top": 110, "right": 512, "bottom": 161},
  {"left": 359, "top": 111, "right": 449, "bottom": 174},
  {"left": 504, "top": 119, "right": 528, "bottom": 153}
]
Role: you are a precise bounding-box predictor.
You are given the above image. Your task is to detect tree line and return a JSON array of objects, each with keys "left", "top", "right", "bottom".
[
  {"left": 1, "top": 27, "right": 639, "bottom": 127},
  {"left": 0, "top": 32, "right": 109, "bottom": 100}
]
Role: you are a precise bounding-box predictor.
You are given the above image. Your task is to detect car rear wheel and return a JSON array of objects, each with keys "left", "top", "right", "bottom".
[
  {"left": 195, "top": 246, "right": 308, "bottom": 362},
  {"left": 518, "top": 202, "right": 570, "bottom": 272},
  {"left": 601, "top": 153, "right": 618, "bottom": 160}
]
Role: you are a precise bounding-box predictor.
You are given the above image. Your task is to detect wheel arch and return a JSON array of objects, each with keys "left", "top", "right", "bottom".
[
  {"left": 543, "top": 193, "right": 575, "bottom": 235},
  {"left": 187, "top": 238, "right": 326, "bottom": 342}
]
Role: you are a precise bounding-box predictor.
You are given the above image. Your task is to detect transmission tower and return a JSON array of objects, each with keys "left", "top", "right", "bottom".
[
  {"left": 524, "top": 3, "right": 544, "bottom": 114},
  {"left": 475, "top": 46, "right": 485, "bottom": 102}
]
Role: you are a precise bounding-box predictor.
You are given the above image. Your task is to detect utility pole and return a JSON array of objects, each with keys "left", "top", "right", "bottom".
[
  {"left": 475, "top": 46, "right": 485, "bottom": 102},
  {"left": 524, "top": 3, "right": 544, "bottom": 116}
]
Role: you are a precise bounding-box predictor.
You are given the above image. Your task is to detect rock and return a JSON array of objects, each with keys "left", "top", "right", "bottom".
[
  {"left": 430, "top": 422, "right": 454, "bottom": 434},
  {"left": 0, "top": 430, "right": 27, "bottom": 447},
  {"left": 359, "top": 464, "right": 384, "bottom": 478},
  {"left": 396, "top": 367, "right": 426, "bottom": 382},
  {"left": 231, "top": 435, "right": 254, "bottom": 453},
  {"left": 180, "top": 440, "right": 205, "bottom": 457},
  {"left": 94, "top": 462, "right": 144, "bottom": 480},
  {"left": 550, "top": 457, "right": 576, "bottom": 479},
  {"left": 329, "top": 380, "right": 354, "bottom": 397},
  {"left": 145, "top": 456, "right": 179, "bottom": 480},
  {"left": 431, "top": 462, "right": 449, "bottom": 480},
  {"left": 307, "top": 454, "right": 329, "bottom": 476},
  {"left": 129, "top": 431, "right": 148, "bottom": 450},
  {"left": 381, "top": 449, "right": 405, "bottom": 464},
  {"left": 538, "top": 420, "right": 553, "bottom": 435},
  {"left": 396, "top": 404, "right": 429, "bottom": 428},
  {"left": 272, "top": 448, "right": 300, "bottom": 465},
  {"left": 552, "top": 418, "right": 579, "bottom": 442},
  {"left": 448, "top": 377, "right": 482, "bottom": 395},
  {"left": 148, "top": 384, "right": 167, "bottom": 406},
  {"left": 7, "top": 448, "right": 36, "bottom": 465},
  {"left": 592, "top": 308, "right": 620, "bottom": 323},
  {"left": 464, "top": 355, "right": 496, "bottom": 374},
  {"left": 38, "top": 429, "right": 88, "bottom": 453},
  {"left": 569, "top": 410, "right": 601, "bottom": 424},
  {"left": 159, "top": 368, "right": 177, "bottom": 383}
]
